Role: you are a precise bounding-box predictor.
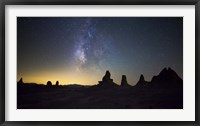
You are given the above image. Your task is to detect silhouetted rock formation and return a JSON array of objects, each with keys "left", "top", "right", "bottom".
[
  {"left": 55, "top": 81, "right": 59, "bottom": 86},
  {"left": 136, "top": 74, "right": 148, "bottom": 86},
  {"left": 98, "top": 70, "right": 118, "bottom": 87},
  {"left": 47, "top": 81, "right": 52, "bottom": 86},
  {"left": 18, "top": 78, "right": 24, "bottom": 85},
  {"left": 121, "top": 75, "right": 131, "bottom": 87},
  {"left": 150, "top": 67, "right": 183, "bottom": 88},
  {"left": 17, "top": 67, "right": 183, "bottom": 109}
]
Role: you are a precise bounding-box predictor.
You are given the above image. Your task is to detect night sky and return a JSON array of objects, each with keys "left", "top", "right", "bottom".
[{"left": 17, "top": 17, "right": 183, "bottom": 85}]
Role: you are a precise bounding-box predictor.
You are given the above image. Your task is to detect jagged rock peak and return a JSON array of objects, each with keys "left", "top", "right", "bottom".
[
  {"left": 121, "top": 75, "right": 130, "bottom": 86},
  {"left": 161, "top": 67, "right": 173, "bottom": 72},
  {"left": 102, "top": 70, "right": 111, "bottom": 82},
  {"left": 150, "top": 67, "right": 183, "bottom": 88},
  {"left": 136, "top": 74, "right": 147, "bottom": 86},
  {"left": 158, "top": 67, "right": 179, "bottom": 77},
  {"left": 18, "top": 77, "right": 24, "bottom": 84},
  {"left": 98, "top": 70, "right": 118, "bottom": 87},
  {"left": 160, "top": 67, "right": 167, "bottom": 74},
  {"left": 139, "top": 74, "right": 145, "bottom": 82}
]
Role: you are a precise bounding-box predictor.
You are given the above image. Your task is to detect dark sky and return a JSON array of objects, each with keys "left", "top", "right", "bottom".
[{"left": 17, "top": 17, "right": 183, "bottom": 85}]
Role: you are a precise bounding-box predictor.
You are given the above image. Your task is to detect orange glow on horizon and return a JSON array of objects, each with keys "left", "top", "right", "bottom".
[{"left": 17, "top": 70, "right": 104, "bottom": 85}]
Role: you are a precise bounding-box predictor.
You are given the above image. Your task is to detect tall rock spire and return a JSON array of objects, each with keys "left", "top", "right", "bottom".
[
  {"left": 136, "top": 74, "right": 147, "bottom": 86},
  {"left": 98, "top": 70, "right": 118, "bottom": 87},
  {"left": 121, "top": 75, "right": 131, "bottom": 87}
]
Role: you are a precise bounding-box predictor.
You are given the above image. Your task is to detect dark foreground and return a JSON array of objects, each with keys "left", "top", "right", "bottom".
[
  {"left": 17, "top": 84, "right": 183, "bottom": 109},
  {"left": 17, "top": 68, "right": 183, "bottom": 109}
]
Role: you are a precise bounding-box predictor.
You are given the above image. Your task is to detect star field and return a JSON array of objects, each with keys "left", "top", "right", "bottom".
[{"left": 17, "top": 17, "right": 183, "bottom": 85}]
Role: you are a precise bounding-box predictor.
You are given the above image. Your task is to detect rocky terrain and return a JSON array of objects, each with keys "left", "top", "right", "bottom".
[{"left": 17, "top": 67, "right": 183, "bottom": 109}]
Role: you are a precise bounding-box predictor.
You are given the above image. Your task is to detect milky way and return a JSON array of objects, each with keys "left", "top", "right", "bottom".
[
  {"left": 73, "top": 18, "right": 112, "bottom": 72},
  {"left": 17, "top": 17, "right": 183, "bottom": 85}
]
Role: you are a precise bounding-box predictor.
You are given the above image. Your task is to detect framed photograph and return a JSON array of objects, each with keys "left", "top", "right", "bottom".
[{"left": 0, "top": 0, "right": 199, "bottom": 125}]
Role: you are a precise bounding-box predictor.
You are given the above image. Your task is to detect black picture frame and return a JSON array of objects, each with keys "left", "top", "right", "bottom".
[{"left": 0, "top": 0, "right": 199, "bottom": 125}]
